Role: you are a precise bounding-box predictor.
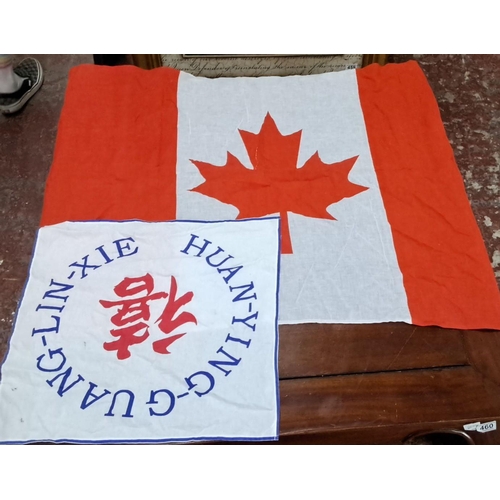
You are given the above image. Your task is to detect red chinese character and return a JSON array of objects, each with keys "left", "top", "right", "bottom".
[
  {"left": 103, "top": 322, "right": 150, "bottom": 360},
  {"left": 100, "top": 274, "right": 168, "bottom": 327},
  {"left": 100, "top": 274, "right": 197, "bottom": 360},
  {"left": 153, "top": 276, "right": 198, "bottom": 354}
]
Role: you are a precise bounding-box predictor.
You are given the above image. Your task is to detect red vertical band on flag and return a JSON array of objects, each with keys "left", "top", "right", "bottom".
[
  {"left": 40, "top": 65, "right": 179, "bottom": 226},
  {"left": 357, "top": 61, "right": 500, "bottom": 330}
]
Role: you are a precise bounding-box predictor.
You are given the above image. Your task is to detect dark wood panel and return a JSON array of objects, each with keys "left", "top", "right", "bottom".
[
  {"left": 279, "top": 367, "right": 500, "bottom": 438},
  {"left": 278, "top": 420, "right": 498, "bottom": 444},
  {"left": 131, "top": 55, "right": 162, "bottom": 70},
  {"left": 362, "top": 55, "right": 388, "bottom": 67},
  {"left": 463, "top": 330, "right": 500, "bottom": 387},
  {"left": 279, "top": 323, "right": 467, "bottom": 378}
]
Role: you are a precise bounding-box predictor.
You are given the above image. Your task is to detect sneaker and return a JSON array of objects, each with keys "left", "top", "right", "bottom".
[{"left": 0, "top": 58, "right": 44, "bottom": 115}]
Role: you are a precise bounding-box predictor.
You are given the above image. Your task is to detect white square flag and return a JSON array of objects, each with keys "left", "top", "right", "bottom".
[{"left": 0, "top": 219, "right": 280, "bottom": 443}]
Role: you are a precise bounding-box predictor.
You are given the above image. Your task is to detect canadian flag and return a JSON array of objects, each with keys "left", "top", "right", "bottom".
[{"left": 41, "top": 61, "right": 500, "bottom": 330}]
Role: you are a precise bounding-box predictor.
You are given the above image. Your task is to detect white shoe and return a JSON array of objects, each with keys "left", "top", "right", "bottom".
[{"left": 0, "top": 57, "right": 44, "bottom": 115}]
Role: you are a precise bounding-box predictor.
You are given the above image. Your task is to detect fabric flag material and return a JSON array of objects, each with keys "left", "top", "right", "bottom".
[
  {"left": 0, "top": 219, "right": 280, "bottom": 444},
  {"left": 40, "top": 61, "right": 500, "bottom": 329}
]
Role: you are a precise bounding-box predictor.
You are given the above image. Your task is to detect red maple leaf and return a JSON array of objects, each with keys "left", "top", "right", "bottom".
[{"left": 190, "top": 113, "right": 368, "bottom": 254}]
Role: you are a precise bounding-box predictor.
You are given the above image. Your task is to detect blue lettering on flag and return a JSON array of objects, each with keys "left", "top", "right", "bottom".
[
  {"left": 147, "top": 389, "right": 176, "bottom": 417},
  {"left": 217, "top": 265, "right": 243, "bottom": 284},
  {"left": 232, "top": 312, "right": 258, "bottom": 331},
  {"left": 46, "top": 368, "right": 85, "bottom": 397},
  {"left": 80, "top": 382, "right": 112, "bottom": 410},
  {"left": 42, "top": 279, "right": 74, "bottom": 302},
  {"left": 180, "top": 234, "right": 212, "bottom": 257},
  {"left": 185, "top": 371, "right": 216, "bottom": 397},
  {"left": 225, "top": 333, "right": 252, "bottom": 348},
  {"left": 205, "top": 247, "right": 234, "bottom": 267},
  {"left": 229, "top": 282, "right": 257, "bottom": 301},
  {"left": 67, "top": 255, "right": 102, "bottom": 279},
  {"left": 104, "top": 390, "right": 135, "bottom": 418},
  {"left": 32, "top": 315, "right": 61, "bottom": 336},
  {"left": 113, "top": 237, "right": 139, "bottom": 259},
  {"left": 36, "top": 347, "right": 67, "bottom": 373},
  {"left": 208, "top": 347, "right": 242, "bottom": 376}
]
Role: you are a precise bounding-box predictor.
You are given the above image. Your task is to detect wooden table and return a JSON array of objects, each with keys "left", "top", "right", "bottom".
[{"left": 276, "top": 323, "right": 500, "bottom": 444}]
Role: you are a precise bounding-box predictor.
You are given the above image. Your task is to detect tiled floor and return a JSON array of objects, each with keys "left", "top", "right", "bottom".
[
  {"left": 0, "top": 55, "right": 93, "bottom": 353},
  {"left": 1, "top": 54, "right": 499, "bottom": 360}
]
